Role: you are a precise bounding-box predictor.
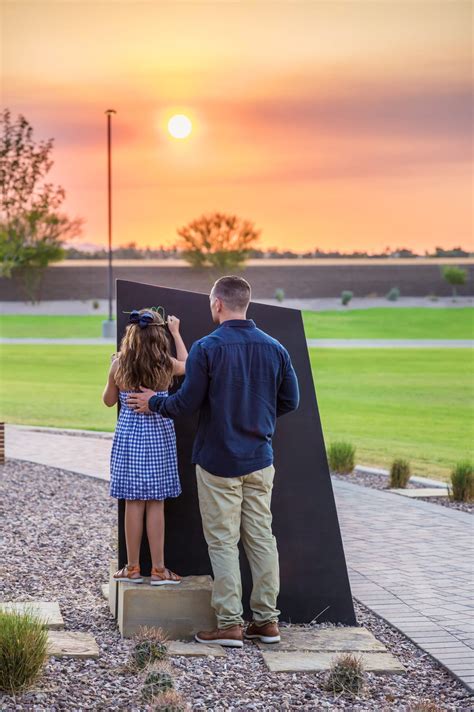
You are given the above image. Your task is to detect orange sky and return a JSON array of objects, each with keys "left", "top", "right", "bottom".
[{"left": 2, "top": 1, "right": 473, "bottom": 252}]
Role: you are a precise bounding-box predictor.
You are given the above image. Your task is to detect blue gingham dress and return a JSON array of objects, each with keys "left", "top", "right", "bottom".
[{"left": 110, "top": 390, "right": 181, "bottom": 500}]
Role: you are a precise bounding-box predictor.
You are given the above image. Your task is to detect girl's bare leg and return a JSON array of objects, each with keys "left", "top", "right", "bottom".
[
  {"left": 146, "top": 500, "right": 165, "bottom": 570},
  {"left": 125, "top": 500, "right": 146, "bottom": 567}
]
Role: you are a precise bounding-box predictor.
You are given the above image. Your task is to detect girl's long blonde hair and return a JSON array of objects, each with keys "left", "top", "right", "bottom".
[{"left": 115, "top": 309, "right": 174, "bottom": 392}]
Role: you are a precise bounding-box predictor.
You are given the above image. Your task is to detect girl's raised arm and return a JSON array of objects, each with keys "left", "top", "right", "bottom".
[
  {"left": 167, "top": 316, "right": 188, "bottom": 378},
  {"left": 168, "top": 316, "right": 188, "bottom": 362},
  {"left": 103, "top": 355, "right": 120, "bottom": 407}
]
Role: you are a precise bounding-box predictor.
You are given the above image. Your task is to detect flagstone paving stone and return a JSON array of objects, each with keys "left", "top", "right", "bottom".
[
  {"left": 390, "top": 487, "right": 450, "bottom": 498},
  {"left": 255, "top": 626, "right": 386, "bottom": 652},
  {"left": 0, "top": 601, "right": 64, "bottom": 629},
  {"left": 261, "top": 650, "right": 405, "bottom": 674},
  {"left": 47, "top": 631, "right": 99, "bottom": 658},
  {"left": 168, "top": 641, "right": 226, "bottom": 657}
]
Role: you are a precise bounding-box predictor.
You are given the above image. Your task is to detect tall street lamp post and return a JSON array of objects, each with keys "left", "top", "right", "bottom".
[{"left": 102, "top": 108, "right": 117, "bottom": 339}]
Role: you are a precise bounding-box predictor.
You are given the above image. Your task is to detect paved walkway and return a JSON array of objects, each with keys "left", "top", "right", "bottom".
[
  {"left": 5, "top": 425, "right": 474, "bottom": 691},
  {"left": 2, "top": 337, "right": 473, "bottom": 349},
  {"left": 306, "top": 339, "right": 474, "bottom": 349},
  {"left": 1, "top": 296, "right": 473, "bottom": 314},
  {"left": 334, "top": 480, "right": 473, "bottom": 692}
]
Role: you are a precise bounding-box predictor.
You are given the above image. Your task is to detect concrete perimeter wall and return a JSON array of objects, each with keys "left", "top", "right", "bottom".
[{"left": 1, "top": 259, "right": 473, "bottom": 301}]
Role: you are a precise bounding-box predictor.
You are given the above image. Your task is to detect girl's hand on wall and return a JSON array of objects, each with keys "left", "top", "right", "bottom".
[{"left": 167, "top": 316, "right": 180, "bottom": 335}]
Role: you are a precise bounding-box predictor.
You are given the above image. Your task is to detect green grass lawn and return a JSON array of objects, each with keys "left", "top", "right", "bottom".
[
  {"left": 1, "top": 308, "right": 473, "bottom": 339},
  {"left": 0, "top": 345, "right": 117, "bottom": 432},
  {"left": 0, "top": 315, "right": 107, "bottom": 339},
  {"left": 1, "top": 344, "right": 472, "bottom": 480},
  {"left": 302, "top": 307, "right": 474, "bottom": 339},
  {"left": 310, "top": 348, "right": 474, "bottom": 480}
]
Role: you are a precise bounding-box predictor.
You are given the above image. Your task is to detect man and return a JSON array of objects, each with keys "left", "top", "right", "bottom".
[{"left": 128, "top": 275, "right": 299, "bottom": 647}]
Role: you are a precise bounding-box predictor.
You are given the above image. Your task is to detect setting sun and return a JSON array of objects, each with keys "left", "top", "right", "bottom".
[{"left": 167, "top": 114, "right": 192, "bottom": 139}]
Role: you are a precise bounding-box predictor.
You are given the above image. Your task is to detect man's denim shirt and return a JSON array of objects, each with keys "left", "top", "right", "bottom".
[{"left": 149, "top": 319, "right": 300, "bottom": 477}]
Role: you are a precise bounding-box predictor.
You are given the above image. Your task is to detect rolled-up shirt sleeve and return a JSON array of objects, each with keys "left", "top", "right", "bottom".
[{"left": 148, "top": 341, "right": 209, "bottom": 419}]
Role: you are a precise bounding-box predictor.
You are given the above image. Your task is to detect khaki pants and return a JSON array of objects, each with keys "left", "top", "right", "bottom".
[{"left": 196, "top": 464, "right": 280, "bottom": 629}]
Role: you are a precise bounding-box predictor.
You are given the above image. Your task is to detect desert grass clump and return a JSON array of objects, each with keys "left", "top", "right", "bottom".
[
  {"left": 327, "top": 442, "right": 355, "bottom": 474},
  {"left": 408, "top": 702, "right": 445, "bottom": 712},
  {"left": 0, "top": 608, "right": 48, "bottom": 694},
  {"left": 386, "top": 287, "right": 400, "bottom": 301},
  {"left": 390, "top": 459, "right": 411, "bottom": 489},
  {"left": 450, "top": 461, "right": 473, "bottom": 502},
  {"left": 341, "top": 290, "right": 353, "bottom": 306},
  {"left": 326, "top": 653, "right": 365, "bottom": 696}
]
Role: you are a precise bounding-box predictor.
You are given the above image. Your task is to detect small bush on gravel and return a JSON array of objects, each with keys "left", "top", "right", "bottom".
[
  {"left": 0, "top": 608, "right": 48, "bottom": 694},
  {"left": 341, "top": 290, "right": 353, "bottom": 306},
  {"left": 142, "top": 663, "right": 174, "bottom": 702},
  {"left": 450, "top": 461, "right": 473, "bottom": 502},
  {"left": 390, "top": 459, "right": 411, "bottom": 488},
  {"left": 328, "top": 442, "right": 355, "bottom": 474},
  {"left": 274, "top": 288, "right": 285, "bottom": 303},
  {"left": 326, "top": 653, "right": 365, "bottom": 696},
  {"left": 386, "top": 287, "right": 400, "bottom": 301}
]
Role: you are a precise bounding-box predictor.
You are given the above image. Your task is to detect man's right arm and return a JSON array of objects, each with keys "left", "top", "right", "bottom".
[
  {"left": 149, "top": 341, "right": 209, "bottom": 419},
  {"left": 276, "top": 349, "right": 300, "bottom": 417}
]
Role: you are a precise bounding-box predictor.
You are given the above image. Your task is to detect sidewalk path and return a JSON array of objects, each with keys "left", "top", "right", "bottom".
[
  {"left": 5, "top": 425, "right": 474, "bottom": 691},
  {"left": 334, "top": 479, "right": 473, "bottom": 692},
  {"left": 306, "top": 339, "right": 474, "bottom": 349},
  {"left": 2, "top": 337, "right": 473, "bottom": 349},
  {"left": 1, "top": 296, "right": 473, "bottom": 314}
]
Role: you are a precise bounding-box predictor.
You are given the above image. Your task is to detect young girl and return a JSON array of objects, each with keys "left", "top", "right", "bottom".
[{"left": 102, "top": 308, "right": 188, "bottom": 585}]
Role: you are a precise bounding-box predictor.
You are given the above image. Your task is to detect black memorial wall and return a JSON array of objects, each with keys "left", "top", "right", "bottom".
[{"left": 116, "top": 279, "right": 355, "bottom": 624}]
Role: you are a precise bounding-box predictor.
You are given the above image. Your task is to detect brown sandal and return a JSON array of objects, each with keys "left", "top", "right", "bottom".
[
  {"left": 113, "top": 564, "right": 143, "bottom": 584},
  {"left": 150, "top": 566, "right": 182, "bottom": 586}
]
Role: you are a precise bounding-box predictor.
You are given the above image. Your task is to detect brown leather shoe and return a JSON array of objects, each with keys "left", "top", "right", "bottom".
[
  {"left": 244, "top": 621, "right": 281, "bottom": 643},
  {"left": 195, "top": 625, "right": 243, "bottom": 648}
]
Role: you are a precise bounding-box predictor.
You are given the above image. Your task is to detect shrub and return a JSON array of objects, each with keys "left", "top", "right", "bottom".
[
  {"left": 441, "top": 265, "right": 467, "bottom": 298},
  {"left": 328, "top": 442, "right": 355, "bottom": 474},
  {"left": 386, "top": 287, "right": 400, "bottom": 301},
  {"left": 92, "top": 299, "right": 100, "bottom": 310},
  {"left": 326, "top": 653, "right": 364, "bottom": 695},
  {"left": 341, "top": 290, "right": 353, "bottom": 306},
  {"left": 274, "top": 288, "right": 285, "bottom": 303},
  {"left": 0, "top": 608, "right": 48, "bottom": 694},
  {"left": 390, "top": 459, "right": 411, "bottom": 489},
  {"left": 450, "top": 461, "right": 473, "bottom": 502},
  {"left": 142, "top": 666, "right": 174, "bottom": 702}
]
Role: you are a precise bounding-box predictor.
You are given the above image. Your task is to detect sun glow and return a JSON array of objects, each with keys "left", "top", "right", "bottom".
[{"left": 167, "top": 114, "right": 193, "bottom": 139}]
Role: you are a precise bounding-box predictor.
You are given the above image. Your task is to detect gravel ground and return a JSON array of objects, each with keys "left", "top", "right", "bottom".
[
  {"left": 1, "top": 459, "right": 472, "bottom": 711},
  {"left": 331, "top": 471, "right": 473, "bottom": 514}
]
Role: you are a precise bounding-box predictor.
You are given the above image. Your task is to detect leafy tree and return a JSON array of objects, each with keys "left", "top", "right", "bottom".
[
  {"left": 0, "top": 110, "right": 82, "bottom": 301},
  {"left": 441, "top": 265, "right": 467, "bottom": 298},
  {"left": 177, "top": 211, "right": 260, "bottom": 271}
]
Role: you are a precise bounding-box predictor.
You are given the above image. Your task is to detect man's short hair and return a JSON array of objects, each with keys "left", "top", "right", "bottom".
[{"left": 212, "top": 275, "right": 251, "bottom": 312}]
